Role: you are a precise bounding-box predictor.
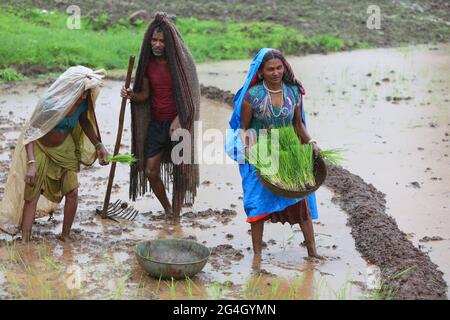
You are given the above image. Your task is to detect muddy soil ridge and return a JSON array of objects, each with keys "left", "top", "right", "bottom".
[
  {"left": 204, "top": 85, "right": 448, "bottom": 300},
  {"left": 325, "top": 165, "right": 447, "bottom": 300}
]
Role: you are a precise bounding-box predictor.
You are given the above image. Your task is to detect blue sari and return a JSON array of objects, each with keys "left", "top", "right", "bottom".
[{"left": 224, "top": 48, "right": 318, "bottom": 222}]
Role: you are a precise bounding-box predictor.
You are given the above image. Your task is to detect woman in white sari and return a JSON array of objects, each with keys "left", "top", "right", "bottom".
[{"left": 0, "top": 66, "right": 110, "bottom": 242}]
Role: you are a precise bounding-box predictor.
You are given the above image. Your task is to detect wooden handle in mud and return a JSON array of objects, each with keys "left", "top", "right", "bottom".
[{"left": 101, "top": 55, "right": 135, "bottom": 219}]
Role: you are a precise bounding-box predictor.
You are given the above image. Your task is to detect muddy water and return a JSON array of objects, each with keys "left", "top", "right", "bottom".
[
  {"left": 198, "top": 44, "right": 450, "bottom": 296},
  {"left": 0, "top": 78, "right": 368, "bottom": 298}
]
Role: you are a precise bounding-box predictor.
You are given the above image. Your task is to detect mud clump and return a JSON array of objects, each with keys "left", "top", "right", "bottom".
[
  {"left": 409, "top": 181, "right": 421, "bottom": 189},
  {"left": 11, "top": 64, "right": 64, "bottom": 77},
  {"left": 209, "top": 244, "right": 244, "bottom": 270},
  {"left": 325, "top": 165, "right": 447, "bottom": 299},
  {"left": 182, "top": 209, "right": 237, "bottom": 224},
  {"left": 200, "top": 85, "right": 235, "bottom": 107},
  {"left": 188, "top": 221, "right": 211, "bottom": 230},
  {"left": 419, "top": 236, "right": 445, "bottom": 242},
  {"left": 211, "top": 244, "right": 244, "bottom": 261}
]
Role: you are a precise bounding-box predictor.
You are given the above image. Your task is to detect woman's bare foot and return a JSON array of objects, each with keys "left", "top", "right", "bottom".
[
  {"left": 306, "top": 254, "right": 325, "bottom": 262},
  {"left": 303, "top": 241, "right": 324, "bottom": 260},
  {"left": 58, "top": 233, "right": 72, "bottom": 242},
  {"left": 252, "top": 253, "right": 262, "bottom": 272}
]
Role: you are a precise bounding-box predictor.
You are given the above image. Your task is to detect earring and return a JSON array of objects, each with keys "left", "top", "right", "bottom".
[{"left": 258, "top": 74, "right": 263, "bottom": 80}]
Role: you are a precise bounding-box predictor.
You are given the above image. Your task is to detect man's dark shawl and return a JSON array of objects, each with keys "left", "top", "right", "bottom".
[{"left": 129, "top": 13, "right": 200, "bottom": 207}]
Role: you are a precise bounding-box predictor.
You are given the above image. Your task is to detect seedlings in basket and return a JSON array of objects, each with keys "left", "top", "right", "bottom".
[
  {"left": 318, "top": 149, "right": 346, "bottom": 165},
  {"left": 246, "top": 126, "right": 344, "bottom": 191}
]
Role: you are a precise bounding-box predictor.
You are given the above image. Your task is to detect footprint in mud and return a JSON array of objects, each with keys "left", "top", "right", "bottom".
[
  {"left": 189, "top": 221, "right": 211, "bottom": 229},
  {"left": 209, "top": 244, "right": 244, "bottom": 270},
  {"left": 409, "top": 181, "right": 421, "bottom": 188},
  {"left": 164, "top": 229, "right": 176, "bottom": 235},
  {"left": 419, "top": 236, "right": 445, "bottom": 242}
]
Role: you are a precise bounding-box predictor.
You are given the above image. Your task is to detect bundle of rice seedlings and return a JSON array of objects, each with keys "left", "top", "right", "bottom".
[
  {"left": 246, "top": 127, "right": 313, "bottom": 191},
  {"left": 246, "top": 126, "right": 344, "bottom": 191},
  {"left": 106, "top": 153, "right": 137, "bottom": 164},
  {"left": 318, "top": 149, "right": 346, "bottom": 165}
]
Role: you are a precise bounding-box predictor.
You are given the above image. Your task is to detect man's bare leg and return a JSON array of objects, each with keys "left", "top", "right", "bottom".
[
  {"left": 21, "top": 197, "right": 39, "bottom": 243},
  {"left": 145, "top": 153, "right": 173, "bottom": 215},
  {"left": 171, "top": 191, "right": 185, "bottom": 223},
  {"left": 59, "top": 188, "right": 78, "bottom": 242}
]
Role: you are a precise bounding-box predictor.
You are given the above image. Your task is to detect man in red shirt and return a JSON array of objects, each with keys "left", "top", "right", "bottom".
[{"left": 121, "top": 13, "right": 199, "bottom": 218}]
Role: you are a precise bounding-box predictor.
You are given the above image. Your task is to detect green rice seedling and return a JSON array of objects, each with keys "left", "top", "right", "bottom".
[
  {"left": 44, "top": 256, "right": 60, "bottom": 272},
  {"left": 106, "top": 153, "right": 137, "bottom": 165},
  {"left": 246, "top": 126, "right": 316, "bottom": 191},
  {"left": 6, "top": 242, "right": 18, "bottom": 264},
  {"left": 334, "top": 280, "right": 352, "bottom": 300},
  {"left": 286, "top": 274, "right": 303, "bottom": 300},
  {"left": 8, "top": 274, "right": 25, "bottom": 300},
  {"left": 112, "top": 275, "right": 127, "bottom": 300},
  {"left": 313, "top": 275, "right": 328, "bottom": 300},
  {"left": 150, "top": 274, "right": 162, "bottom": 299},
  {"left": 366, "top": 266, "right": 412, "bottom": 300},
  {"left": 241, "top": 274, "right": 264, "bottom": 299},
  {"left": 184, "top": 276, "right": 197, "bottom": 299},
  {"left": 318, "top": 148, "right": 346, "bottom": 165},
  {"left": 167, "top": 277, "right": 177, "bottom": 300},
  {"left": 134, "top": 273, "right": 145, "bottom": 299},
  {"left": 270, "top": 276, "right": 280, "bottom": 299},
  {"left": 209, "top": 281, "right": 223, "bottom": 300},
  {"left": 391, "top": 266, "right": 413, "bottom": 280}
]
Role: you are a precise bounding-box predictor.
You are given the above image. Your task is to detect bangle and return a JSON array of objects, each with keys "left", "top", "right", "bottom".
[
  {"left": 307, "top": 138, "right": 318, "bottom": 145},
  {"left": 28, "top": 160, "right": 36, "bottom": 165},
  {"left": 95, "top": 142, "right": 103, "bottom": 150}
]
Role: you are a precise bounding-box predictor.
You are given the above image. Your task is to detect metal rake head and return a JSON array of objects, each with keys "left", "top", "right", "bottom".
[{"left": 95, "top": 199, "right": 139, "bottom": 222}]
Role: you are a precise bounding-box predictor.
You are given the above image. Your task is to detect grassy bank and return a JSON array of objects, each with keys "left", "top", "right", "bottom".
[
  {"left": 0, "top": 7, "right": 361, "bottom": 80},
  {"left": 2, "top": 0, "right": 449, "bottom": 48}
]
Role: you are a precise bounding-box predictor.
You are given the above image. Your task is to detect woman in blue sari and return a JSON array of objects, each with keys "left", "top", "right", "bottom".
[{"left": 226, "top": 49, "right": 321, "bottom": 258}]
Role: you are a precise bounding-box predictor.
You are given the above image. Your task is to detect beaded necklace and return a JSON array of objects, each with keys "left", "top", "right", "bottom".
[{"left": 263, "top": 81, "right": 287, "bottom": 118}]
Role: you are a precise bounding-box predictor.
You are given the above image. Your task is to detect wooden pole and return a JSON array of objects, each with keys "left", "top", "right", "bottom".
[{"left": 101, "top": 55, "right": 135, "bottom": 219}]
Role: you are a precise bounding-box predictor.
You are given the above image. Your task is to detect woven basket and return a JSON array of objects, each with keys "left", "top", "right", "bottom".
[{"left": 256, "top": 156, "right": 327, "bottom": 198}]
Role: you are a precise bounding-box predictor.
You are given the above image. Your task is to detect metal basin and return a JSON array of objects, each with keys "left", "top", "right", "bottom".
[{"left": 134, "top": 238, "right": 210, "bottom": 279}]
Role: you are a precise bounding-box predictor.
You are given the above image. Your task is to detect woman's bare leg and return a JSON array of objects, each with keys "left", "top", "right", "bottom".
[
  {"left": 298, "top": 218, "right": 321, "bottom": 258},
  {"left": 21, "top": 197, "right": 39, "bottom": 243},
  {"left": 251, "top": 219, "right": 265, "bottom": 255},
  {"left": 60, "top": 188, "right": 78, "bottom": 241}
]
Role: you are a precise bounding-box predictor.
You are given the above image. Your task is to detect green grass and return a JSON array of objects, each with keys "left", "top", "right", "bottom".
[
  {"left": 0, "top": 7, "right": 352, "bottom": 80},
  {"left": 367, "top": 267, "right": 413, "bottom": 300},
  {"left": 0, "top": 68, "right": 24, "bottom": 81}
]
